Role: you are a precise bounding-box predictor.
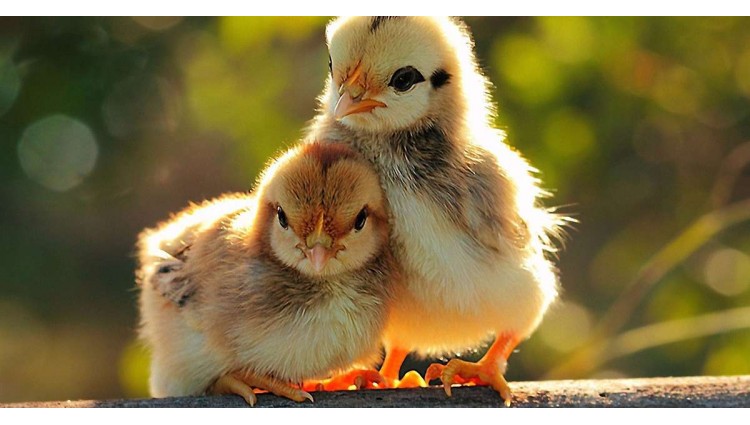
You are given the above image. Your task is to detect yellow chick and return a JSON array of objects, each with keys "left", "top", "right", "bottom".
[
  {"left": 136, "top": 142, "right": 397, "bottom": 405},
  {"left": 305, "top": 17, "right": 567, "bottom": 404}
]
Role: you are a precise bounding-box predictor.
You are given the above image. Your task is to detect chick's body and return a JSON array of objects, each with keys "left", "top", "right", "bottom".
[
  {"left": 137, "top": 143, "right": 396, "bottom": 404},
  {"left": 306, "top": 17, "right": 566, "bottom": 401}
]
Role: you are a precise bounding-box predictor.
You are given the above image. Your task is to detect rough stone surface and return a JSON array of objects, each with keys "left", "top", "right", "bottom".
[{"left": 4, "top": 375, "right": 749, "bottom": 408}]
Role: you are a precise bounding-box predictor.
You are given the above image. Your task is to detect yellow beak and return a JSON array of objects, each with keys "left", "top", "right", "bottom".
[{"left": 334, "top": 63, "right": 386, "bottom": 120}]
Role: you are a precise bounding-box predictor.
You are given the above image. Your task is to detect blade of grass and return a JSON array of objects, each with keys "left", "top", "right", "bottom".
[
  {"left": 583, "top": 306, "right": 750, "bottom": 374},
  {"left": 545, "top": 198, "right": 750, "bottom": 379}
]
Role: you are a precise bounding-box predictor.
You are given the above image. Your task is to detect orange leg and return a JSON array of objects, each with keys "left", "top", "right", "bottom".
[
  {"left": 380, "top": 347, "right": 407, "bottom": 384},
  {"left": 424, "top": 333, "right": 519, "bottom": 406},
  {"left": 379, "top": 347, "right": 426, "bottom": 388}
]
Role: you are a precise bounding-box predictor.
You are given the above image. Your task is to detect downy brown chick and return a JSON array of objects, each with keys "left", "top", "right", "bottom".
[
  {"left": 306, "top": 17, "right": 567, "bottom": 404},
  {"left": 136, "top": 142, "right": 396, "bottom": 405}
]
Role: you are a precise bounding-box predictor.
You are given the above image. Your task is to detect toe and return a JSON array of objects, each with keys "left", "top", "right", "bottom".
[
  {"left": 489, "top": 374, "right": 512, "bottom": 406},
  {"left": 312, "top": 368, "right": 385, "bottom": 391},
  {"left": 208, "top": 374, "right": 257, "bottom": 407},
  {"left": 395, "top": 370, "right": 427, "bottom": 388},
  {"left": 424, "top": 363, "right": 445, "bottom": 385}
]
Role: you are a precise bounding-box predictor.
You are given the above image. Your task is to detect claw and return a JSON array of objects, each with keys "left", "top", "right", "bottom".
[
  {"left": 208, "top": 374, "right": 257, "bottom": 407},
  {"left": 354, "top": 375, "right": 365, "bottom": 389},
  {"left": 424, "top": 363, "right": 445, "bottom": 385},
  {"left": 442, "top": 368, "right": 455, "bottom": 396},
  {"left": 425, "top": 333, "right": 520, "bottom": 406},
  {"left": 355, "top": 369, "right": 386, "bottom": 389},
  {"left": 500, "top": 383, "right": 512, "bottom": 407},
  {"left": 301, "top": 390, "right": 315, "bottom": 403}
]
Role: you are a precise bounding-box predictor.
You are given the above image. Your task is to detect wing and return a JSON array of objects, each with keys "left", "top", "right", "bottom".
[
  {"left": 460, "top": 143, "right": 524, "bottom": 254},
  {"left": 136, "top": 216, "right": 200, "bottom": 308},
  {"left": 140, "top": 246, "right": 195, "bottom": 307},
  {"left": 463, "top": 139, "right": 565, "bottom": 257},
  {"left": 136, "top": 193, "right": 256, "bottom": 307}
]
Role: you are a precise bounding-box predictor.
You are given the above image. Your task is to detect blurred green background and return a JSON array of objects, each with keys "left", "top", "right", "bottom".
[{"left": 1, "top": 17, "right": 749, "bottom": 403}]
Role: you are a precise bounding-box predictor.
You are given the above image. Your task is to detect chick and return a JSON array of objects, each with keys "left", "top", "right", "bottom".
[
  {"left": 305, "top": 17, "right": 567, "bottom": 404},
  {"left": 136, "top": 142, "right": 397, "bottom": 405}
]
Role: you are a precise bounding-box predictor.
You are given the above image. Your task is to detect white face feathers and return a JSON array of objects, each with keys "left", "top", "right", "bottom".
[{"left": 324, "top": 16, "right": 476, "bottom": 134}]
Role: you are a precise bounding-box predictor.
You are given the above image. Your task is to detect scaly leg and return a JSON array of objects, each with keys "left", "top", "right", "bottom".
[
  {"left": 209, "top": 370, "right": 313, "bottom": 406},
  {"left": 424, "top": 333, "right": 519, "bottom": 406},
  {"left": 379, "top": 347, "right": 426, "bottom": 388}
]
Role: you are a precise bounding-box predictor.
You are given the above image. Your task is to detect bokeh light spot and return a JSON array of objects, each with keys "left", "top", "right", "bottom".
[
  {"left": 492, "top": 34, "right": 563, "bottom": 105},
  {"left": 543, "top": 108, "right": 596, "bottom": 160},
  {"left": 604, "top": 49, "right": 661, "bottom": 96},
  {"left": 703, "top": 248, "right": 750, "bottom": 297},
  {"left": 118, "top": 338, "right": 151, "bottom": 398},
  {"left": 220, "top": 17, "right": 325, "bottom": 55},
  {"left": 652, "top": 65, "right": 705, "bottom": 116},
  {"left": 17, "top": 114, "right": 98, "bottom": 192},
  {"left": 0, "top": 54, "right": 21, "bottom": 116},
  {"left": 646, "top": 278, "right": 705, "bottom": 323},
  {"left": 537, "top": 16, "right": 594, "bottom": 64},
  {"left": 537, "top": 301, "right": 593, "bottom": 352},
  {"left": 703, "top": 339, "right": 750, "bottom": 376},
  {"left": 221, "top": 16, "right": 277, "bottom": 52}
]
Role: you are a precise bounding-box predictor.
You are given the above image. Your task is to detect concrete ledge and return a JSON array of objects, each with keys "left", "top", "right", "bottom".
[{"left": 5, "top": 375, "right": 749, "bottom": 408}]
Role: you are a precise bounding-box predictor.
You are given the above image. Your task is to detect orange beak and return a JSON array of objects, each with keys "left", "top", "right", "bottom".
[
  {"left": 304, "top": 212, "right": 335, "bottom": 273},
  {"left": 334, "top": 62, "right": 386, "bottom": 120}
]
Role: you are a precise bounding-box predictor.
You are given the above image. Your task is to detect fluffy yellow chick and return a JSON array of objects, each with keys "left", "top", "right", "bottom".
[
  {"left": 305, "top": 17, "right": 567, "bottom": 404},
  {"left": 136, "top": 142, "right": 397, "bottom": 405}
]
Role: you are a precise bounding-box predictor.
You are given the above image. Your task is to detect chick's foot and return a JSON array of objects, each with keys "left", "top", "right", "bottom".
[
  {"left": 209, "top": 373, "right": 257, "bottom": 406},
  {"left": 303, "top": 369, "right": 385, "bottom": 391},
  {"left": 425, "top": 359, "right": 511, "bottom": 404},
  {"left": 424, "top": 333, "right": 519, "bottom": 406},
  {"left": 210, "top": 371, "right": 313, "bottom": 406}
]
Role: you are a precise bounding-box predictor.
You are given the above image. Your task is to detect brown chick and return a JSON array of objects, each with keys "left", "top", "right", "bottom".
[
  {"left": 136, "top": 142, "right": 397, "bottom": 405},
  {"left": 305, "top": 17, "right": 569, "bottom": 404}
]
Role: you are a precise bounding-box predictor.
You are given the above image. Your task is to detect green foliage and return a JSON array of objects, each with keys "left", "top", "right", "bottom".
[{"left": 0, "top": 17, "right": 749, "bottom": 402}]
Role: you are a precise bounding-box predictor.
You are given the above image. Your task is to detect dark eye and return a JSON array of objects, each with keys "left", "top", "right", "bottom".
[
  {"left": 354, "top": 207, "right": 368, "bottom": 232},
  {"left": 388, "top": 66, "right": 425, "bottom": 92},
  {"left": 277, "top": 206, "right": 288, "bottom": 230},
  {"left": 328, "top": 54, "right": 333, "bottom": 75}
]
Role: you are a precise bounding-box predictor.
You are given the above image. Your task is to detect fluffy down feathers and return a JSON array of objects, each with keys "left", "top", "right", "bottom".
[
  {"left": 306, "top": 17, "right": 567, "bottom": 357},
  {"left": 136, "top": 142, "right": 397, "bottom": 397}
]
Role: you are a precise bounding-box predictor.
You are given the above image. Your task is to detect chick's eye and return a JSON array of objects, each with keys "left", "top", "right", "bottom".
[
  {"left": 354, "top": 207, "right": 368, "bottom": 232},
  {"left": 277, "top": 206, "right": 288, "bottom": 230},
  {"left": 389, "top": 66, "right": 425, "bottom": 92}
]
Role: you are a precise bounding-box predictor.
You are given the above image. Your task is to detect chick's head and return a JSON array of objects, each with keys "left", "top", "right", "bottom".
[
  {"left": 260, "top": 142, "right": 388, "bottom": 278},
  {"left": 323, "top": 16, "right": 491, "bottom": 134}
]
